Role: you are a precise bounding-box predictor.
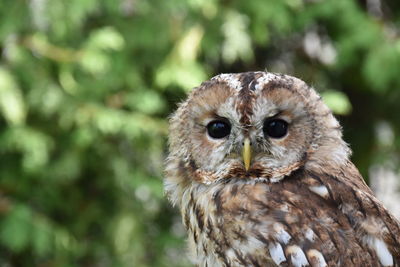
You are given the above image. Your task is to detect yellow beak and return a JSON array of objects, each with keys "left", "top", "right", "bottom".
[{"left": 243, "top": 138, "right": 252, "bottom": 171}]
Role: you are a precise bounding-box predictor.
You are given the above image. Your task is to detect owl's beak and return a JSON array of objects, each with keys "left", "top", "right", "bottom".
[{"left": 243, "top": 138, "right": 252, "bottom": 171}]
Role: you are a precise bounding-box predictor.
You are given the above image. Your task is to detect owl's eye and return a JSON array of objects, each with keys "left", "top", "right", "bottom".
[
  {"left": 207, "top": 120, "right": 231, "bottom": 139},
  {"left": 263, "top": 119, "right": 288, "bottom": 138}
]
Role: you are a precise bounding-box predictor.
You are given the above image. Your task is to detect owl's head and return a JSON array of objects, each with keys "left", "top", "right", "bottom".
[{"left": 166, "top": 72, "right": 350, "bottom": 195}]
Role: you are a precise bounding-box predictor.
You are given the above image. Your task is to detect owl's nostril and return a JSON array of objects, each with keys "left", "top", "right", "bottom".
[{"left": 242, "top": 141, "right": 253, "bottom": 146}]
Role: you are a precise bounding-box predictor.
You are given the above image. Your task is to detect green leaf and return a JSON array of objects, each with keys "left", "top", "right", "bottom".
[
  {"left": 86, "top": 27, "right": 125, "bottom": 51},
  {"left": 126, "top": 90, "right": 166, "bottom": 115},
  {"left": 0, "top": 204, "right": 32, "bottom": 252},
  {"left": 363, "top": 43, "right": 400, "bottom": 92},
  {"left": 321, "top": 90, "right": 352, "bottom": 115},
  {"left": 0, "top": 127, "right": 53, "bottom": 171},
  {"left": 0, "top": 66, "right": 26, "bottom": 125},
  {"left": 32, "top": 218, "right": 53, "bottom": 256},
  {"left": 155, "top": 60, "right": 207, "bottom": 90},
  {"left": 80, "top": 49, "right": 111, "bottom": 75},
  {"left": 221, "top": 10, "right": 254, "bottom": 64}
]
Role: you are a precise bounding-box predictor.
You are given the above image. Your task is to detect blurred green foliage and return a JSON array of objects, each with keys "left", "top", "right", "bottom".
[{"left": 0, "top": 0, "right": 400, "bottom": 266}]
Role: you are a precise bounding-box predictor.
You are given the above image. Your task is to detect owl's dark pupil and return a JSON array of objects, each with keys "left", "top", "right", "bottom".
[
  {"left": 263, "top": 119, "right": 288, "bottom": 138},
  {"left": 207, "top": 120, "right": 231, "bottom": 139}
]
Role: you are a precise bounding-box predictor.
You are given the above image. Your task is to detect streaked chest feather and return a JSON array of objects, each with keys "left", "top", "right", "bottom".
[{"left": 180, "top": 178, "right": 396, "bottom": 267}]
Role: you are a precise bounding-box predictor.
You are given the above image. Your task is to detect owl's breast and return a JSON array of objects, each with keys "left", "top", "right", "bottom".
[{"left": 181, "top": 177, "right": 392, "bottom": 267}]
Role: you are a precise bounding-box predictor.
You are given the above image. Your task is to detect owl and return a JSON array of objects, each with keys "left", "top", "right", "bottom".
[{"left": 164, "top": 72, "right": 400, "bottom": 266}]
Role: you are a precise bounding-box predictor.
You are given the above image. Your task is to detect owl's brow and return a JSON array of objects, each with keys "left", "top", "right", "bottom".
[{"left": 268, "top": 110, "right": 283, "bottom": 119}]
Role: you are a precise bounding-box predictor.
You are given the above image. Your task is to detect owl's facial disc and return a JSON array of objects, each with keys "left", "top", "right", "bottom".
[
  {"left": 182, "top": 77, "right": 308, "bottom": 182},
  {"left": 167, "top": 72, "right": 350, "bottom": 186}
]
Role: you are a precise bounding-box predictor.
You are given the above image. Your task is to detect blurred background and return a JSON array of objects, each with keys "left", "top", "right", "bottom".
[{"left": 0, "top": 0, "right": 400, "bottom": 266}]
